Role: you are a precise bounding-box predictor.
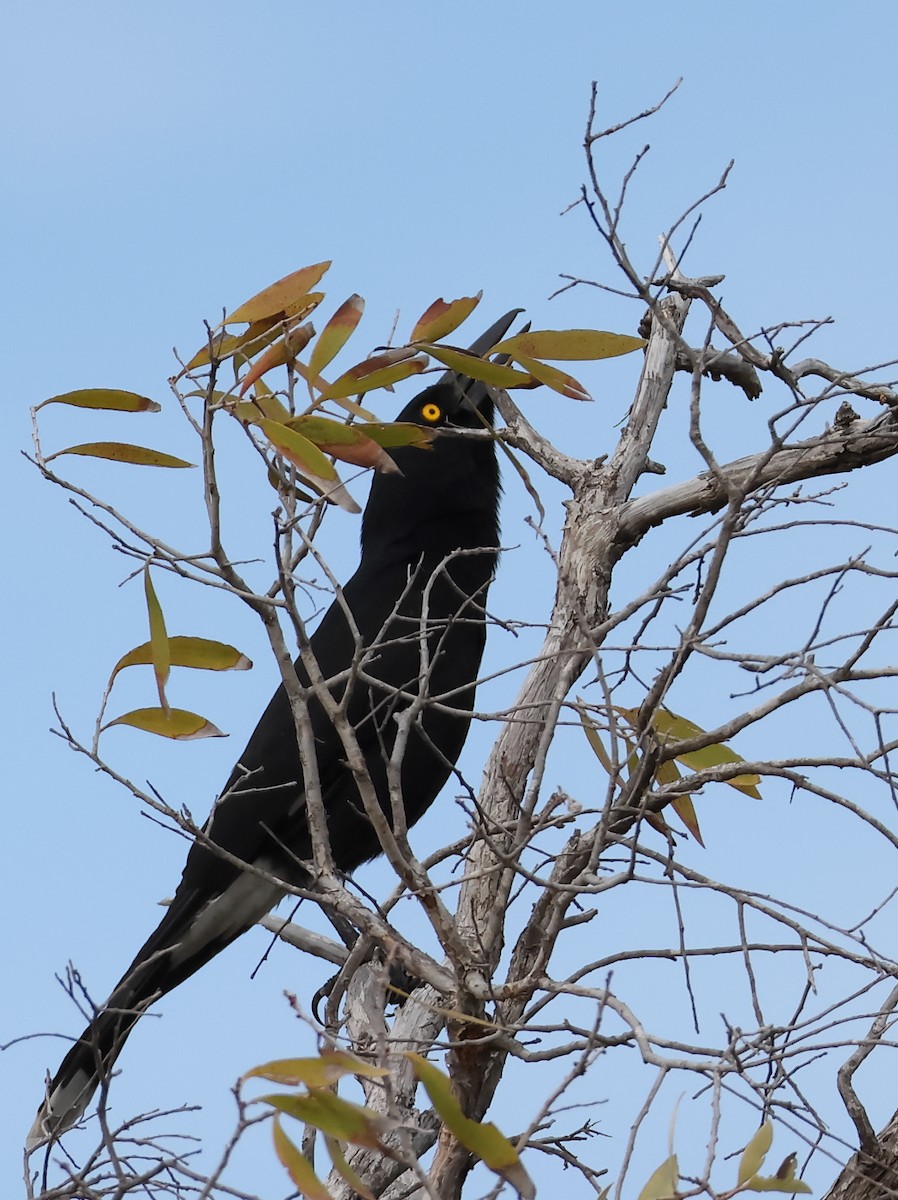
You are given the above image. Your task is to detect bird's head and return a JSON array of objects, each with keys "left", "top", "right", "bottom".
[{"left": 361, "top": 310, "right": 522, "bottom": 563}]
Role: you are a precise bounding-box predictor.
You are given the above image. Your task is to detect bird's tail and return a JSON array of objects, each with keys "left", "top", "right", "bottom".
[{"left": 26, "top": 973, "right": 154, "bottom": 1149}]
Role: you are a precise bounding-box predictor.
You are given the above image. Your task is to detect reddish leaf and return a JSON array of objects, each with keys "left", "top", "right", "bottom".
[
  {"left": 308, "top": 294, "right": 365, "bottom": 380},
  {"left": 410, "top": 291, "right": 482, "bottom": 343}
]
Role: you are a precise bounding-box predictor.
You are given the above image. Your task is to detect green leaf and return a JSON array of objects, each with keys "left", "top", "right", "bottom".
[
  {"left": 111, "top": 635, "right": 252, "bottom": 679},
  {"left": 256, "top": 418, "right": 361, "bottom": 513},
  {"left": 407, "top": 1054, "right": 534, "bottom": 1199},
  {"left": 272, "top": 1118, "right": 333, "bottom": 1200},
  {"left": 419, "top": 343, "right": 535, "bottom": 389},
  {"left": 636, "top": 1153, "right": 679, "bottom": 1200},
  {"left": 144, "top": 566, "right": 169, "bottom": 707},
  {"left": 576, "top": 699, "right": 615, "bottom": 774},
  {"left": 410, "top": 291, "right": 482, "bottom": 343},
  {"left": 37, "top": 388, "right": 161, "bottom": 413},
  {"left": 325, "top": 1135, "right": 375, "bottom": 1200},
  {"left": 103, "top": 707, "right": 226, "bottom": 739},
  {"left": 492, "top": 329, "right": 646, "bottom": 361},
  {"left": 245, "top": 1052, "right": 389, "bottom": 1088},
  {"left": 739, "top": 1122, "right": 773, "bottom": 1184},
  {"left": 257, "top": 418, "right": 338, "bottom": 480},
  {"left": 745, "top": 1153, "right": 811, "bottom": 1193},
  {"left": 358, "top": 421, "right": 435, "bottom": 450},
  {"left": 285, "top": 416, "right": 397, "bottom": 472},
  {"left": 225, "top": 262, "right": 331, "bottom": 324},
  {"left": 45, "top": 442, "right": 194, "bottom": 468},
  {"left": 261, "top": 1092, "right": 389, "bottom": 1152},
  {"left": 652, "top": 710, "right": 762, "bottom": 798},
  {"left": 307, "top": 294, "right": 365, "bottom": 380}
]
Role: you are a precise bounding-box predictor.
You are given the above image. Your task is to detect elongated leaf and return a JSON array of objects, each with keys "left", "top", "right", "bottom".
[
  {"left": 238, "top": 322, "right": 316, "bottom": 396},
  {"left": 37, "top": 388, "right": 161, "bottom": 413},
  {"left": 225, "top": 262, "right": 331, "bottom": 323},
  {"left": 285, "top": 416, "right": 396, "bottom": 472},
  {"left": 104, "top": 707, "right": 226, "bottom": 739},
  {"left": 420, "top": 343, "right": 535, "bottom": 389},
  {"left": 46, "top": 442, "right": 194, "bottom": 468},
  {"left": 410, "top": 291, "right": 481, "bottom": 343},
  {"left": 359, "top": 421, "right": 435, "bottom": 450},
  {"left": 739, "top": 1122, "right": 773, "bottom": 1185},
  {"left": 111, "top": 635, "right": 252, "bottom": 679},
  {"left": 144, "top": 566, "right": 169, "bottom": 707},
  {"left": 185, "top": 315, "right": 284, "bottom": 370},
  {"left": 407, "top": 1054, "right": 534, "bottom": 1198},
  {"left": 323, "top": 354, "right": 428, "bottom": 400},
  {"left": 637, "top": 1153, "right": 679, "bottom": 1200},
  {"left": 258, "top": 423, "right": 359, "bottom": 511},
  {"left": 655, "top": 758, "right": 705, "bottom": 845},
  {"left": 262, "top": 1092, "right": 389, "bottom": 1152},
  {"left": 745, "top": 1152, "right": 811, "bottom": 1195},
  {"left": 272, "top": 1119, "right": 332, "bottom": 1200},
  {"left": 308, "top": 294, "right": 365, "bottom": 380},
  {"left": 513, "top": 354, "right": 592, "bottom": 401},
  {"left": 576, "top": 700, "right": 615, "bottom": 774},
  {"left": 326, "top": 1136, "right": 375, "bottom": 1200},
  {"left": 257, "top": 418, "right": 337, "bottom": 480},
  {"left": 246, "top": 1053, "right": 388, "bottom": 1087},
  {"left": 492, "top": 329, "right": 646, "bottom": 361},
  {"left": 651, "top": 710, "right": 762, "bottom": 799}
]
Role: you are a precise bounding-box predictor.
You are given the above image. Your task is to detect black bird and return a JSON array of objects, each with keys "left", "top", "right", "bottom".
[{"left": 29, "top": 310, "right": 516, "bottom": 1145}]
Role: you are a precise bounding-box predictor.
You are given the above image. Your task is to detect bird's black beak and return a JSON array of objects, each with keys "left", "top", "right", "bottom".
[{"left": 439, "top": 308, "right": 524, "bottom": 416}]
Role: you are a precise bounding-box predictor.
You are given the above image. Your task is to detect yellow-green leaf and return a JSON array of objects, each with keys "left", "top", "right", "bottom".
[
  {"left": 111, "top": 636, "right": 252, "bottom": 680},
  {"left": 407, "top": 1054, "right": 534, "bottom": 1198},
  {"left": 359, "top": 421, "right": 435, "bottom": 450},
  {"left": 637, "top": 1153, "right": 679, "bottom": 1200},
  {"left": 492, "top": 329, "right": 647, "bottom": 361},
  {"left": 144, "top": 566, "right": 169, "bottom": 707},
  {"left": 420, "top": 344, "right": 535, "bottom": 389},
  {"left": 745, "top": 1153, "right": 811, "bottom": 1195},
  {"left": 225, "top": 262, "right": 331, "bottom": 324},
  {"left": 652, "top": 710, "right": 762, "bottom": 799},
  {"left": 46, "top": 442, "right": 194, "bottom": 468},
  {"left": 729, "top": 775, "right": 762, "bottom": 799},
  {"left": 512, "top": 354, "right": 592, "bottom": 401},
  {"left": 654, "top": 758, "right": 704, "bottom": 844},
  {"left": 739, "top": 1122, "right": 774, "bottom": 1185},
  {"left": 103, "top": 707, "right": 226, "bottom": 739},
  {"left": 272, "top": 1118, "right": 332, "bottom": 1200},
  {"left": 576, "top": 700, "right": 615, "bottom": 774},
  {"left": 410, "top": 292, "right": 482, "bottom": 343},
  {"left": 261, "top": 1092, "right": 388, "bottom": 1151},
  {"left": 308, "top": 294, "right": 365, "bottom": 380},
  {"left": 325, "top": 1136, "right": 375, "bottom": 1200},
  {"left": 323, "top": 351, "right": 428, "bottom": 400},
  {"left": 37, "top": 388, "right": 161, "bottom": 413},
  {"left": 245, "top": 1052, "right": 389, "bottom": 1088},
  {"left": 285, "top": 416, "right": 397, "bottom": 472},
  {"left": 257, "top": 419, "right": 338, "bottom": 480}
]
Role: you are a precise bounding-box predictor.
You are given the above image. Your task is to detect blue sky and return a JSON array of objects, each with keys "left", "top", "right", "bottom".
[{"left": 6, "top": 3, "right": 898, "bottom": 1196}]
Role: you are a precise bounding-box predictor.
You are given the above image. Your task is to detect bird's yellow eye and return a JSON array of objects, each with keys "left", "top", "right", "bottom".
[{"left": 421, "top": 402, "right": 442, "bottom": 423}]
